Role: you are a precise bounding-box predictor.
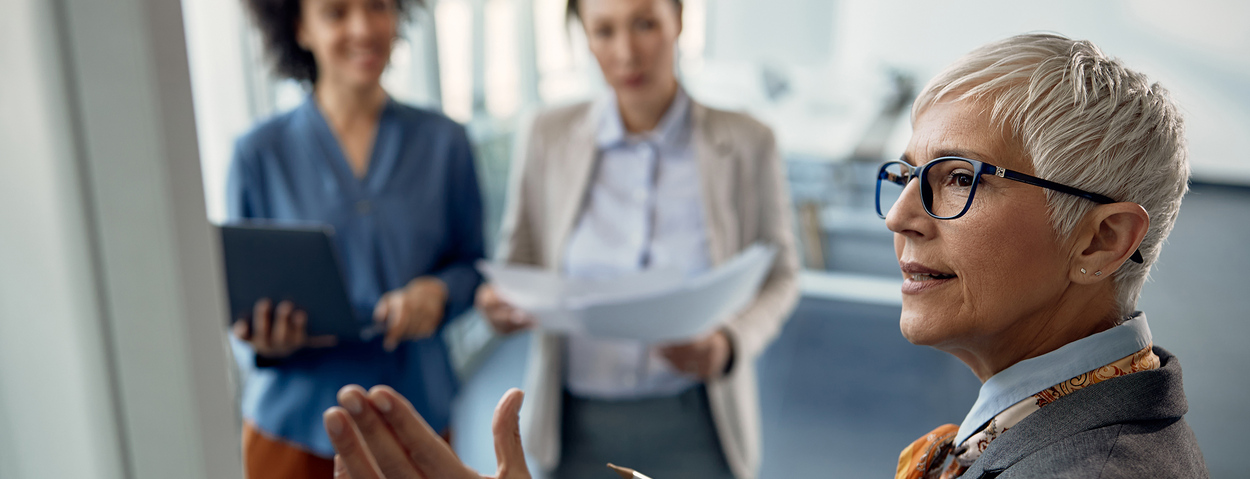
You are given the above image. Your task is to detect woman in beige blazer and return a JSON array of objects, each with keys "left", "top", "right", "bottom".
[{"left": 475, "top": 0, "right": 799, "bottom": 478}]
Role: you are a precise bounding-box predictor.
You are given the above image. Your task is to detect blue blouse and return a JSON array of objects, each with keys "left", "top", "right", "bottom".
[{"left": 226, "top": 96, "right": 484, "bottom": 457}]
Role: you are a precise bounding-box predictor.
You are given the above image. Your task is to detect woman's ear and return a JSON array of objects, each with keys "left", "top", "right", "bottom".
[{"left": 1072, "top": 202, "right": 1150, "bottom": 283}]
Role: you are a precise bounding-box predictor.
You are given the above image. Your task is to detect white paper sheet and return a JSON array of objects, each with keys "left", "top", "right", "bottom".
[{"left": 478, "top": 243, "right": 777, "bottom": 342}]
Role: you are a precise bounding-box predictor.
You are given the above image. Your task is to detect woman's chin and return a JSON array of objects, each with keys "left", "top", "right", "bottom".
[{"left": 898, "top": 309, "right": 950, "bottom": 347}]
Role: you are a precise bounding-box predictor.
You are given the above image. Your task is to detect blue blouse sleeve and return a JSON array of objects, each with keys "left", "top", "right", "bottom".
[
  {"left": 225, "top": 140, "right": 263, "bottom": 221},
  {"left": 432, "top": 126, "right": 486, "bottom": 329}
]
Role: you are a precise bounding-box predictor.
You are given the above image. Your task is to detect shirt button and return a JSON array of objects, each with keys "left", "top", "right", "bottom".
[{"left": 356, "top": 200, "right": 372, "bottom": 215}]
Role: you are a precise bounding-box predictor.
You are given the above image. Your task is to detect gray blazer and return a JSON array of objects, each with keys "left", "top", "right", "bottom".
[
  {"left": 501, "top": 98, "right": 801, "bottom": 479},
  {"left": 960, "top": 347, "right": 1207, "bottom": 478}
]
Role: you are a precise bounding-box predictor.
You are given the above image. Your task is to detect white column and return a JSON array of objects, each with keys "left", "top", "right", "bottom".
[{"left": 0, "top": 0, "right": 241, "bottom": 477}]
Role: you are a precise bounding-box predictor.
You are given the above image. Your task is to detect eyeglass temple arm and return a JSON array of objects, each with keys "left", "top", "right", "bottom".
[{"left": 986, "top": 164, "right": 1145, "bottom": 264}]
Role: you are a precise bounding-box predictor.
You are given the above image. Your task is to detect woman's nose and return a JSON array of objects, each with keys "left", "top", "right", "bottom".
[
  {"left": 346, "top": 9, "right": 371, "bottom": 37},
  {"left": 613, "top": 32, "right": 636, "bottom": 65},
  {"left": 885, "top": 178, "right": 929, "bottom": 236}
]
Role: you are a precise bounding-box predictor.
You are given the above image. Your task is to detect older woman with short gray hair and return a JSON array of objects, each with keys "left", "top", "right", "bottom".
[
  {"left": 888, "top": 33, "right": 1205, "bottom": 478},
  {"left": 316, "top": 33, "right": 1208, "bottom": 479}
]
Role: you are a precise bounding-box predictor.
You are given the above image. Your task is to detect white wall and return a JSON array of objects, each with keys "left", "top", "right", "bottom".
[
  {"left": 686, "top": 0, "right": 1250, "bottom": 183},
  {"left": 0, "top": 0, "right": 242, "bottom": 477},
  {"left": 833, "top": 0, "right": 1250, "bottom": 184},
  {"left": 0, "top": 1, "right": 127, "bottom": 477}
]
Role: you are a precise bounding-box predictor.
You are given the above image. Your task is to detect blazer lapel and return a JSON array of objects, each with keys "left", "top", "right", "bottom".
[
  {"left": 549, "top": 104, "right": 601, "bottom": 271},
  {"left": 692, "top": 102, "right": 733, "bottom": 266}
]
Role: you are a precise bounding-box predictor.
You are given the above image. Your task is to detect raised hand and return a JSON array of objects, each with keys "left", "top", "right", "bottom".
[{"left": 324, "top": 385, "right": 531, "bottom": 479}]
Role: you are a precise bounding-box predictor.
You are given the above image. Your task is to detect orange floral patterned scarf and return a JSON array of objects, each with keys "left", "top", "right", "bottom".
[{"left": 896, "top": 345, "right": 1159, "bottom": 479}]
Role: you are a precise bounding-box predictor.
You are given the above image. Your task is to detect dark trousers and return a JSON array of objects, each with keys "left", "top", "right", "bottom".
[{"left": 552, "top": 386, "right": 736, "bottom": 479}]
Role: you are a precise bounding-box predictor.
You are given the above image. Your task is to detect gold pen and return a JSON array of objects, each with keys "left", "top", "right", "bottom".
[{"left": 607, "top": 463, "right": 654, "bottom": 479}]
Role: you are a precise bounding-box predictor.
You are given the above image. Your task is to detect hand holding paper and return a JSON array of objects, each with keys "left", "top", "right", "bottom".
[
  {"left": 478, "top": 243, "right": 777, "bottom": 342},
  {"left": 476, "top": 284, "right": 535, "bottom": 335}
]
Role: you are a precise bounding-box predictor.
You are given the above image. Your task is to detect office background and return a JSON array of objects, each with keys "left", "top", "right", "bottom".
[{"left": 2, "top": 0, "right": 1247, "bottom": 477}]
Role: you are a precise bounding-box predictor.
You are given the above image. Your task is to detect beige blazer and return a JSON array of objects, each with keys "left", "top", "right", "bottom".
[{"left": 499, "top": 98, "right": 800, "bottom": 479}]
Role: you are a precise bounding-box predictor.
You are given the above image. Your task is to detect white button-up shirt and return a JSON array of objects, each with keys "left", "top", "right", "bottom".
[{"left": 562, "top": 87, "right": 712, "bottom": 399}]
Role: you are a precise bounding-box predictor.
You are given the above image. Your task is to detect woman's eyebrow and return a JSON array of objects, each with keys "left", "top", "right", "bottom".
[
  {"left": 901, "top": 148, "right": 992, "bottom": 167},
  {"left": 934, "top": 148, "right": 990, "bottom": 162}
]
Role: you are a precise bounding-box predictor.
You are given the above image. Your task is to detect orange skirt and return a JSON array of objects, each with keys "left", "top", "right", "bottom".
[
  {"left": 241, "top": 421, "right": 454, "bottom": 479},
  {"left": 242, "top": 422, "right": 335, "bottom": 479}
]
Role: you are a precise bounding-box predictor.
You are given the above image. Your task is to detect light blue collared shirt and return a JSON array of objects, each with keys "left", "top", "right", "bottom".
[
  {"left": 955, "top": 313, "right": 1154, "bottom": 445},
  {"left": 562, "top": 87, "right": 712, "bottom": 399}
]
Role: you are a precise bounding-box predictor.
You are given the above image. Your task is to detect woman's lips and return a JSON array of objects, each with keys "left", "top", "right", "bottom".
[
  {"left": 901, "top": 274, "right": 956, "bottom": 294},
  {"left": 622, "top": 74, "right": 646, "bottom": 88},
  {"left": 899, "top": 262, "right": 957, "bottom": 295}
]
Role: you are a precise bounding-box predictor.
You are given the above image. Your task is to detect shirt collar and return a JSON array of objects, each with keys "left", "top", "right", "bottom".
[
  {"left": 955, "top": 312, "right": 1153, "bottom": 445},
  {"left": 595, "top": 86, "right": 692, "bottom": 149}
]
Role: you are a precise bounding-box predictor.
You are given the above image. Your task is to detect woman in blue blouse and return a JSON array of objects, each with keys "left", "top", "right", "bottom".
[{"left": 229, "top": 0, "right": 484, "bottom": 477}]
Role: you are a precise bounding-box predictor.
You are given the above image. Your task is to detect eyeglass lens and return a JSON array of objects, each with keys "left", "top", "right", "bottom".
[
  {"left": 877, "top": 158, "right": 979, "bottom": 219},
  {"left": 876, "top": 163, "right": 907, "bottom": 218}
]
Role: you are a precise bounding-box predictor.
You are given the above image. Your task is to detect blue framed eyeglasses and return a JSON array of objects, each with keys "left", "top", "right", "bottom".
[{"left": 876, "top": 156, "right": 1144, "bottom": 264}]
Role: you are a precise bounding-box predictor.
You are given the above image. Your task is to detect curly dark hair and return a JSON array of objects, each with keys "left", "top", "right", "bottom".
[{"left": 242, "top": 0, "right": 422, "bottom": 84}]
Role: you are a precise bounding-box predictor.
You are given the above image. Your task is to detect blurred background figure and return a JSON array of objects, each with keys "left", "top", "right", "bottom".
[
  {"left": 227, "top": 0, "right": 484, "bottom": 477},
  {"left": 473, "top": 0, "right": 799, "bottom": 477}
]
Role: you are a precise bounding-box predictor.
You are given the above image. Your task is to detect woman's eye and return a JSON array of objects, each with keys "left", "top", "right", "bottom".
[
  {"left": 594, "top": 26, "right": 613, "bottom": 38},
  {"left": 950, "top": 172, "right": 975, "bottom": 188},
  {"left": 939, "top": 169, "right": 975, "bottom": 188},
  {"left": 634, "top": 19, "right": 656, "bottom": 31}
]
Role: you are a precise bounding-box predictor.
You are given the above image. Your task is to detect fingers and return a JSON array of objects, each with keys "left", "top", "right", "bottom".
[
  {"left": 337, "top": 385, "right": 421, "bottom": 479},
  {"left": 232, "top": 319, "right": 250, "bottom": 341},
  {"left": 659, "top": 342, "right": 706, "bottom": 378},
  {"left": 477, "top": 286, "right": 531, "bottom": 335},
  {"left": 289, "top": 309, "right": 309, "bottom": 348},
  {"left": 491, "top": 389, "right": 529, "bottom": 478},
  {"left": 383, "top": 295, "right": 409, "bottom": 352},
  {"left": 503, "top": 311, "right": 534, "bottom": 334},
  {"left": 272, "top": 300, "right": 294, "bottom": 347},
  {"left": 333, "top": 455, "right": 353, "bottom": 479},
  {"left": 473, "top": 284, "right": 497, "bottom": 310},
  {"left": 408, "top": 298, "right": 442, "bottom": 340},
  {"left": 365, "top": 385, "right": 471, "bottom": 479},
  {"left": 324, "top": 407, "right": 385, "bottom": 479},
  {"left": 409, "top": 279, "right": 448, "bottom": 338},
  {"left": 252, "top": 298, "right": 273, "bottom": 351}
]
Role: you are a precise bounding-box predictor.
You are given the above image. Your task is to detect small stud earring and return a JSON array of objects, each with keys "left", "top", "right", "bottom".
[
  {"left": 1095, "top": 271, "right": 1102, "bottom": 276},
  {"left": 1080, "top": 268, "right": 1087, "bottom": 274}
]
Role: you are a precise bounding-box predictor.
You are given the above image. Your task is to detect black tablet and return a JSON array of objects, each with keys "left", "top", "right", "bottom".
[{"left": 219, "top": 223, "right": 369, "bottom": 340}]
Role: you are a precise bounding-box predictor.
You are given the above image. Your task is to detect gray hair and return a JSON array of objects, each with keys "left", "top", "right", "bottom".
[{"left": 912, "top": 33, "right": 1189, "bottom": 316}]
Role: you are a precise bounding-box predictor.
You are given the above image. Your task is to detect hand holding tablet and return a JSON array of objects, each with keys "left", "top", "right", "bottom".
[
  {"left": 220, "top": 223, "right": 379, "bottom": 347},
  {"left": 231, "top": 298, "right": 337, "bottom": 358}
]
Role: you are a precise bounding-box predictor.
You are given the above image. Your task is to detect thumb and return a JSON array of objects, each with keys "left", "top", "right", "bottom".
[
  {"left": 373, "top": 295, "right": 390, "bottom": 323},
  {"left": 333, "top": 455, "right": 353, "bottom": 479},
  {"left": 491, "top": 388, "right": 529, "bottom": 478}
]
